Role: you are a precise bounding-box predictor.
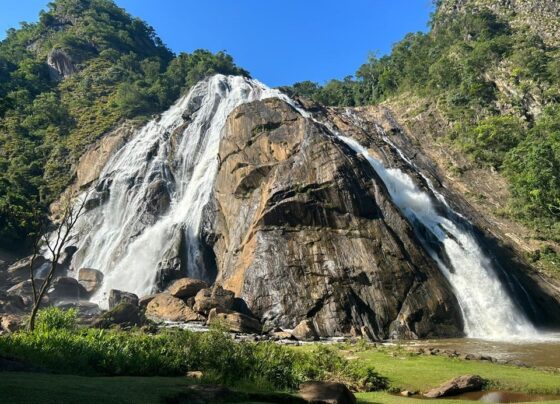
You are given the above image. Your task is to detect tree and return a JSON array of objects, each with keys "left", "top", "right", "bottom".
[{"left": 27, "top": 192, "right": 88, "bottom": 331}]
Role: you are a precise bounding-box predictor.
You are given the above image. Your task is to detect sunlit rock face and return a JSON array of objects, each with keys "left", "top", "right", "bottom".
[
  {"left": 62, "top": 74, "right": 560, "bottom": 340},
  {"left": 208, "top": 97, "right": 464, "bottom": 339}
]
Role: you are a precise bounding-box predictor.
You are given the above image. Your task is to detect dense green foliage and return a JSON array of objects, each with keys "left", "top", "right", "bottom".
[
  {"left": 287, "top": 5, "right": 560, "bottom": 241},
  {"left": 0, "top": 0, "right": 247, "bottom": 248},
  {"left": 0, "top": 308, "right": 386, "bottom": 392}
]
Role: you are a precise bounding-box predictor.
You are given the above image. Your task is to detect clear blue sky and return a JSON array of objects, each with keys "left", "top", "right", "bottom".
[{"left": 0, "top": 1, "right": 434, "bottom": 87}]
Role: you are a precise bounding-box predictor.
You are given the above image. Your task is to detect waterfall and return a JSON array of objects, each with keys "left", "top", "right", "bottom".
[
  {"left": 68, "top": 74, "right": 540, "bottom": 340},
  {"left": 336, "top": 134, "right": 539, "bottom": 340},
  {"left": 70, "top": 75, "right": 287, "bottom": 305}
]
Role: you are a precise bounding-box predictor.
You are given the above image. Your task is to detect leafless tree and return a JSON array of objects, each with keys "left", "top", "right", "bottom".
[{"left": 27, "top": 192, "right": 89, "bottom": 331}]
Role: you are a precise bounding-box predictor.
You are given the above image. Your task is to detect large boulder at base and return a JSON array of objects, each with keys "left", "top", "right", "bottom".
[
  {"left": 48, "top": 277, "right": 88, "bottom": 301},
  {"left": 193, "top": 286, "right": 235, "bottom": 314},
  {"left": 5, "top": 256, "right": 47, "bottom": 287},
  {"left": 424, "top": 375, "right": 484, "bottom": 398},
  {"left": 92, "top": 302, "right": 145, "bottom": 329},
  {"left": 54, "top": 300, "right": 101, "bottom": 316},
  {"left": 146, "top": 293, "right": 204, "bottom": 322},
  {"left": 0, "top": 315, "right": 23, "bottom": 333},
  {"left": 139, "top": 294, "right": 157, "bottom": 308},
  {"left": 0, "top": 292, "right": 27, "bottom": 314},
  {"left": 299, "top": 381, "right": 356, "bottom": 404},
  {"left": 78, "top": 268, "right": 104, "bottom": 293},
  {"left": 7, "top": 280, "right": 44, "bottom": 306},
  {"left": 207, "top": 308, "right": 262, "bottom": 334},
  {"left": 108, "top": 289, "right": 139, "bottom": 309},
  {"left": 166, "top": 278, "right": 209, "bottom": 299},
  {"left": 292, "top": 319, "right": 319, "bottom": 341}
]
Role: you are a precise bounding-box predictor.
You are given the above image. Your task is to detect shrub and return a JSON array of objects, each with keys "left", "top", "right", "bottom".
[
  {"left": 35, "top": 307, "right": 77, "bottom": 332},
  {"left": 0, "top": 323, "right": 386, "bottom": 392}
]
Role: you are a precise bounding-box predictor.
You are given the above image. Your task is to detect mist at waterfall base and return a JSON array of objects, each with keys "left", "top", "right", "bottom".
[{"left": 68, "top": 74, "right": 549, "bottom": 342}]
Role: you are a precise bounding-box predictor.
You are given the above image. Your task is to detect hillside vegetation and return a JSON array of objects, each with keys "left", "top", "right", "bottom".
[
  {"left": 287, "top": 1, "right": 560, "bottom": 252},
  {"left": 0, "top": 0, "right": 247, "bottom": 248}
]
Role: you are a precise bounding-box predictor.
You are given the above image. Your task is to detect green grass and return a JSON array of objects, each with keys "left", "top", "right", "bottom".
[{"left": 345, "top": 345, "right": 560, "bottom": 403}]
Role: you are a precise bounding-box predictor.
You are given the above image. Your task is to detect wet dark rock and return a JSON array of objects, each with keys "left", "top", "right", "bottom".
[
  {"left": 424, "top": 375, "right": 485, "bottom": 398},
  {"left": 145, "top": 179, "right": 171, "bottom": 217},
  {"left": 48, "top": 277, "right": 88, "bottom": 301},
  {"left": 108, "top": 289, "right": 139, "bottom": 309},
  {"left": 299, "top": 381, "right": 356, "bottom": 404}
]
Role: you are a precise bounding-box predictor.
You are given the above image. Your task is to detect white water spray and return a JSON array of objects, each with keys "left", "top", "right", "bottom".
[
  {"left": 337, "top": 134, "right": 539, "bottom": 340},
  {"left": 70, "top": 75, "right": 288, "bottom": 304}
]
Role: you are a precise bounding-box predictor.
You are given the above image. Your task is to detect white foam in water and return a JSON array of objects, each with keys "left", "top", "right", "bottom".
[
  {"left": 337, "top": 135, "right": 540, "bottom": 341},
  {"left": 70, "top": 75, "right": 288, "bottom": 305}
]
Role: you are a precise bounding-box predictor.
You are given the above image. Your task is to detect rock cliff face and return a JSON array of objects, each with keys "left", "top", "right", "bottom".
[
  {"left": 32, "top": 75, "right": 560, "bottom": 340},
  {"left": 208, "top": 97, "right": 463, "bottom": 339}
]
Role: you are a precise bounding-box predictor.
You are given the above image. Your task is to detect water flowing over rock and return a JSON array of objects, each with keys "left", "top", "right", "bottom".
[{"left": 63, "top": 74, "right": 560, "bottom": 339}]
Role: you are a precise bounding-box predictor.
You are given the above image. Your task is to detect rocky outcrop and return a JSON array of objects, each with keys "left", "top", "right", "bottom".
[
  {"left": 291, "top": 319, "right": 319, "bottom": 341},
  {"left": 424, "top": 375, "right": 484, "bottom": 398},
  {"left": 47, "top": 48, "right": 77, "bottom": 81},
  {"left": 209, "top": 97, "right": 463, "bottom": 339}
]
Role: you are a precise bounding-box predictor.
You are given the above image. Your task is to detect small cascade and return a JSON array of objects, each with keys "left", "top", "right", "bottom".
[{"left": 70, "top": 75, "right": 287, "bottom": 304}]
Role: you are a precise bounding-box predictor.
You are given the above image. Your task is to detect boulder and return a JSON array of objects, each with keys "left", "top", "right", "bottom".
[
  {"left": 0, "top": 292, "right": 27, "bottom": 314},
  {"left": 48, "top": 277, "right": 88, "bottom": 301},
  {"left": 166, "top": 278, "right": 209, "bottom": 299},
  {"left": 193, "top": 286, "right": 235, "bottom": 314},
  {"left": 108, "top": 289, "right": 139, "bottom": 309},
  {"left": 146, "top": 293, "right": 204, "bottom": 322},
  {"left": 207, "top": 308, "right": 262, "bottom": 334},
  {"left": 6, "top": 256, "right": 47, "bottom": 285},
  {"left": 139, "top": 294, "right": 157, "bottom": 308},
  {"left": 7, "top": 279, "right": 44, "bottom": 306},
  {"left": 54, "top": 300, "right": 101, "bottom": 316},
  {"left": 299, "top": 381, "right": 356, "bottom": 404},
  {"left": 291, "top": 319, "right": 319, "bottom": 341},
  {"left": 92, "top": 302, "right": 145, "bottom": 329},
  {"left": 1, "top": 315, "right": 23, "bottom": 333},
  {"left": 78, "top": 268, "right": 104, "bottom": 293},
  {"left": 424, "top": 375, "right": 484, "bottom": 398}
]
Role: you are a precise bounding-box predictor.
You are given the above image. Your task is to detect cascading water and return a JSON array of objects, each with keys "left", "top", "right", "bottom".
[
  {"left": 336, "top": 134, "right": 539, "bottom": 340},
  {"left": 70, "top": 75, "right": 288, "bottom": 305},
  {"left": 68, "top": 73, "right": 540, "bottom": 340}
]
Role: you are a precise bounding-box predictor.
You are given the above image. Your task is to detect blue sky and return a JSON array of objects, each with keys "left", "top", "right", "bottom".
[{"left": 0, "top": 1, "right": 434, "bottom": 87}]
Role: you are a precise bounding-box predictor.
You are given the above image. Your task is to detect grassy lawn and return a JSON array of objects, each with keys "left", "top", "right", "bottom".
[
  {"left": 351, "top": 346, "right": 560, "bottom": 395},
  {"left": 2, "top": 344, "right": 559, "bottom": 403}
]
